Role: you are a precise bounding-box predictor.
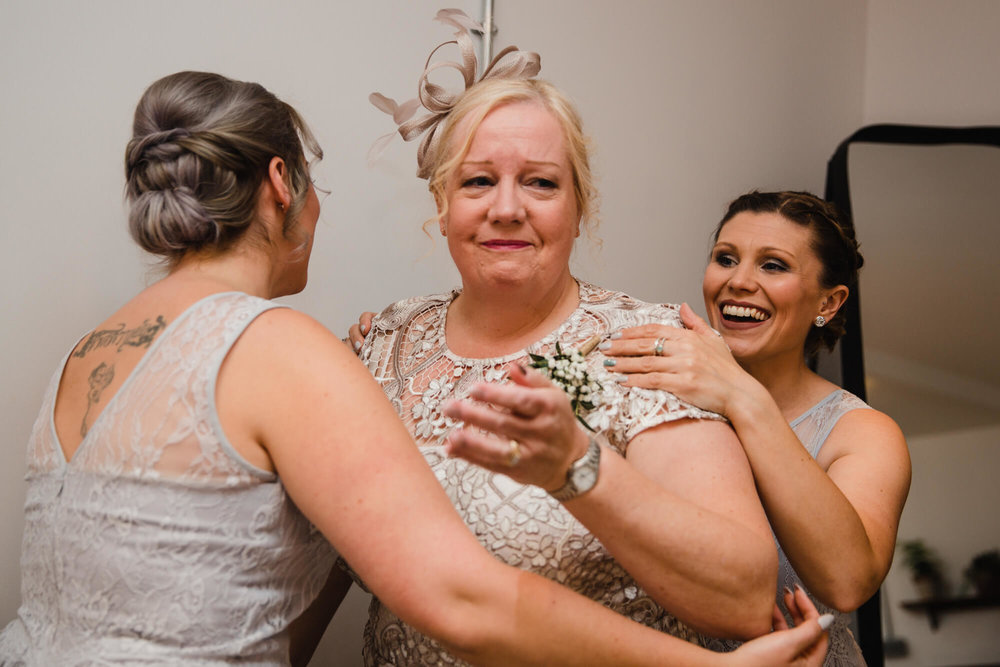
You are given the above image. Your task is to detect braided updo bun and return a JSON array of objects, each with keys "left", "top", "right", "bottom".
[
  {"left": 712, "top": 191, "right": 864, "bottom": 359},
  {"left": 125, "top": 71, "right": 321, "bottom": 263}
]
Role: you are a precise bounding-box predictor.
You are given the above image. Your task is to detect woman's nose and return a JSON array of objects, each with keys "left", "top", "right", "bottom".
[
  {"left": 489, "top": 180, "right": 525, "bottom": 223},
  {"left": 728, "top": 262, "right": 757, "bottom": 292}
]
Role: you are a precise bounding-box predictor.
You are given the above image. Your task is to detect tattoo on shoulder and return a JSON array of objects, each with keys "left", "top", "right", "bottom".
[
  {"left": 81, "top": 362, "right": 115, "bottom": 437},
  {"left": 74, "top": 315, "right": 168, "bottom": 358}
]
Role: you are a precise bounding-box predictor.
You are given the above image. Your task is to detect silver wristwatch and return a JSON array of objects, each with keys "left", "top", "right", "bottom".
[{"left": 549, "top": 436, "right": 602, "bottom": 502}]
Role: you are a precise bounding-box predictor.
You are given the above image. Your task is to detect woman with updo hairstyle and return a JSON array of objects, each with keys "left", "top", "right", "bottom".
[
  {"left": 0, "top": 71, "right": 832, "bottom": 666},
  {"left": 602, "top": 190, "right": 911, "bottom": 665}
]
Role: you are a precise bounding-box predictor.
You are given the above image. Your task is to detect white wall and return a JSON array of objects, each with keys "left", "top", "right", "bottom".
[
  {"left": 9, "top": 1, "right": 996, "bottom": 666},
  {"left": 864, "top": 0, "right": 1000, "bottom": 126},
  {"left": 860, "top": 3, "right": 1000, "bottom": 664},
  {"left": 880, "top": 426, "right": 1000, "bottom": 667}
]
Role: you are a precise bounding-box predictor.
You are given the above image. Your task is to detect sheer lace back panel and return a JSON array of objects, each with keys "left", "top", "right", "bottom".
[
  {"left": 3, "top": 292, "right": 336, "bottom": 666},
  {"left": 355, "top": 281, "right": 723, "bottom": 666}
]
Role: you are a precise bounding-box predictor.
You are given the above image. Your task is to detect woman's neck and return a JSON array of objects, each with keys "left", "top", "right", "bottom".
[
  {"left": 168, "top": 247, "right": 277, "bottom": 299},
  {"left": 739, "top": 349, "right": 831, "bottom": 422},
  {"left": 446, "top": 274, "right": 580, "bottom": 358}
]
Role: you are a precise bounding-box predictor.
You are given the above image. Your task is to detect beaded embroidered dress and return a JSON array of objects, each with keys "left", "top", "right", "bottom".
[
  {"left": 0, "top": 292, "right": 335, "bottom": 666},
  {"left": 356, "top": 281, "right": 723, "bottom": 666},
  {"left": 705, "top": 389, "right": 871, "bottom": 666}
]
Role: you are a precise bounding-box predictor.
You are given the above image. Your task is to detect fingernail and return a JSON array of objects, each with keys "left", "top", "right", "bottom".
[
  {"left": 783, "top": 586, "right": 793, "bottom": 597},
  {"left": 353, "top": 340, "right": 362, "bottom": 351},
  {"left": 360, "top": 324, "right": 369, "bottom": 335},
  {"left": 794, "top": 584, "right": 805, "bottom": 593},
  {"left": 818, "top": 614, "right": 834, "bottom": 631},
  {"left": 609, "top": 332, "right": 622, "bottom": 340},
  {"left": 598, "top": 341, "right": 611, "bottom": 350},
  {"left": 611, "top": 373, "right": 627, "bottom": 383},
  {"left": 603, "top": 359, "right": 616, "bottom": 367},
  {"left": 515, "top": 364, "right": 527, "bottom": 375}
]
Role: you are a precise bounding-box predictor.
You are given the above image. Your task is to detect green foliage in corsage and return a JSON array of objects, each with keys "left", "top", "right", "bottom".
[{"left": 529, "top": 341, "right": 602, "bottom": 432}]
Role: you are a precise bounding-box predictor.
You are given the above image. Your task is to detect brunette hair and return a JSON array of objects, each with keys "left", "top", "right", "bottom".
[{"left": 714, "top": 190, "right": 864, "bottom": 357}]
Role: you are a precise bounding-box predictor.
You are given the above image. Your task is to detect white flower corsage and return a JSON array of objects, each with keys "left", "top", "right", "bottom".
[{"left": 528, "top": 336, "right": 603, "bottom": 432}]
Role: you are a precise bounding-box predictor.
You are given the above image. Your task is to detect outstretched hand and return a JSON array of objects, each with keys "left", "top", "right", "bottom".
[
  {"left": 729, "top": 587, "right": 831, "bottom": 666},
  {"left": 601, "top": 303, "right": 750, "bottom": 417},
  {"left": 441, "top": 364, "right": 590, "bottom": 492}
]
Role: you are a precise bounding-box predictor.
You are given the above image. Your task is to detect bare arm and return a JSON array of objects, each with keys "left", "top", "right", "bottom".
[
  {"left": 217, "top": 308, "right": 828, "bottom": 665},
  {"left": 726, "top": 392, "right": 909, "bottom": 610},
  {"left": 443, "top": 365, "right": 777, "bottom": 639},
  {"left": 605, "top": 304, "right": 911, "bottom": 611}
]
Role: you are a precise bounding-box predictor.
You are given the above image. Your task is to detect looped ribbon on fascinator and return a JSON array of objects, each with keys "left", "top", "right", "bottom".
[{"left": 368, "top": 8, "right": 541, "bottom": 179}]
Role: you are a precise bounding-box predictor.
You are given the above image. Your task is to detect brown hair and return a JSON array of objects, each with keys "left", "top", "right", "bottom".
[{"left": 125, "top": 71, "right": 321, "bottom": 264}]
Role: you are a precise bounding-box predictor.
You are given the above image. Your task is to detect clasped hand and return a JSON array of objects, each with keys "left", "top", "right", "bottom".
[
  {"left": 603, "top": 303, "right": 748, "bottom": 417},
  {"left": 442, "top": 364, "right": 591, "bottom": 493}
]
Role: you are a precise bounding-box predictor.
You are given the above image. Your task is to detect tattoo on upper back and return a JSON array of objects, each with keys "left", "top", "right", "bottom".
[
  {"left": 81, "top": 362, "right": 115, "bottom": 437},
  {"left": 74, "top": 315, "right": 168, "bottom": 358}
]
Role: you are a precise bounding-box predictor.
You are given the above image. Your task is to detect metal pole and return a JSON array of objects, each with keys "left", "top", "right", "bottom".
[{"left": 481, "top": 0, "right": 495, "bottom": 73}]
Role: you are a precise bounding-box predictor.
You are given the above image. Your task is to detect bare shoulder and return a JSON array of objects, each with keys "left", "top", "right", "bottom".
[
  {"left": 818, "top": 404, "right": 910, "bottom": 477},
  {"left": 232, "top": 307, "right": 362, "bottom": 374}
]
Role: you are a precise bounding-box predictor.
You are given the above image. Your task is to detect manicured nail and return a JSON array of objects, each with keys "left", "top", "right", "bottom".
[
  {"left": 360, "top": 324, "right": 369, "bottom": 335},
  {"left": 794, "top": 584, "right": 805, "bottom": 593},
  {"left": 598, "top": 341, "right": 611, "bottom": 350},
  {"left": 818, "top": 614, "right": 834, "bottom": 631},
  {"left": 353, "top": 340, "right": 362, "bottom": 351},
  {"left": 783, "top": 586, "right": 793, "bottom": 597},
  {"left": 603, "top": 359, "right": 616, "bottom": 367},
  {"left": 611, "top": 373, "right": 627, "bottom": 383},
  {"left": 609, "top": 332, "right": 622, "bottom": 340}
]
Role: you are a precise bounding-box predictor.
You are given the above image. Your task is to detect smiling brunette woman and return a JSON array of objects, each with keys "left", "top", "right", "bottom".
[{"left": 603, "top": 191, "right": 912, "bottom": 665}]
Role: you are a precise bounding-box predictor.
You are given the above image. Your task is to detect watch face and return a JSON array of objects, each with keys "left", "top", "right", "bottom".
[{"left": 571, "top": 464, "right": 598, "bottom": 491}]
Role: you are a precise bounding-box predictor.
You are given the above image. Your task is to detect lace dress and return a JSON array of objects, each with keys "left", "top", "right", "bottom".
[
  {"left": 0, "top": 292, "right": 335, "bottom": 666},
  {"left": 356, "top": 280, "right": 724, "bottom": 666},
  {"left": 705, "top": 390, "right": 871, "bottom": 666}
]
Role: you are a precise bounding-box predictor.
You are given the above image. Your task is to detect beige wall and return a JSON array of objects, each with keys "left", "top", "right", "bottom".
[
  {"left": 861, "top": 2, "right": 1000, "bottom": 664},
  {"left": 1, "top": 1, "right": 995, "bottom": 665}
]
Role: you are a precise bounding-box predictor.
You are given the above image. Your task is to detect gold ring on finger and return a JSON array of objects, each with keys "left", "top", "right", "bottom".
[
  {"left": 653, "top": 338, "right": 666, "bottom": 356},
  {"left": 506, "top": 439, "right": 522, "bottom": 467}
]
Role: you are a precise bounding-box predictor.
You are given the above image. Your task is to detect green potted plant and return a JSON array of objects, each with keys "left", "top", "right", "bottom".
[
  {"left": 963, "top": 549, "right": 1000, "bottom": 598},
  {"left": 900, "top": 539, "right": 945, "bottom": 599}
]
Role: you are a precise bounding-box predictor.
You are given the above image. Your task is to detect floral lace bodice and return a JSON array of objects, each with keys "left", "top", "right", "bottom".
[
  {"left": 356, "top": 281, "right": 723, "bottom": 666},
  {"left": 0, "top": 292, "right": 335, "bottom": 666},
  {"left": 706, "top": 389, "right": 872, "bottom": 666}
]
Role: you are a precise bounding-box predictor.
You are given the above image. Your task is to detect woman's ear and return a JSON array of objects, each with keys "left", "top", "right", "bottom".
[
  {"left": 820, "top": 285, "right": 849, "bottom": 320},
  {"left": 267, "top": 157, "right": 292, "bottom": 212}
]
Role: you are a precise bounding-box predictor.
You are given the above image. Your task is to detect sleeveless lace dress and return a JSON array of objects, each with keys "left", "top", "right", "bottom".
[
  {"left": 0, "top": 292, "right": 335, "bottom": 666},
  {"left": 355, "top": 280, "right": 724, "bottom": 666},
  {"left": 705, "top": 389, "right": 871, "bottom": 666}
]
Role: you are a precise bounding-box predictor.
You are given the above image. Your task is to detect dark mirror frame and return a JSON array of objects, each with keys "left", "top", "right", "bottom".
[{"left": 824, "top": 124, "right": 1000, "bottom": 667}]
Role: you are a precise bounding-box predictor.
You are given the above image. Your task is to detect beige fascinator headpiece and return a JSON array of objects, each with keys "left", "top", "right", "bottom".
[{"left": 368, "top": 8, "right": 541, "bottom": 179}]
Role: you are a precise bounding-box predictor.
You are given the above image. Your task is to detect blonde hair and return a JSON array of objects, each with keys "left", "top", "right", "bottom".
[{"left": 426, "top": 78, "right": 598, "bottom": 234}]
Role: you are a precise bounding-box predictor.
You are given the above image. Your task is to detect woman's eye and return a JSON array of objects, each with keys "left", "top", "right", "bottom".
[
  {"left": 462, "top": 176, "right": 493, "bottom": 187},
  {"left": 530, "top": 178, "right": 557, "bottom": 189},
  {"left": 713, "top": 253, "right": 736, "bottom": 267},
  {"left": 762, "top": 260, "right": 788, "bottom": 272}
]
